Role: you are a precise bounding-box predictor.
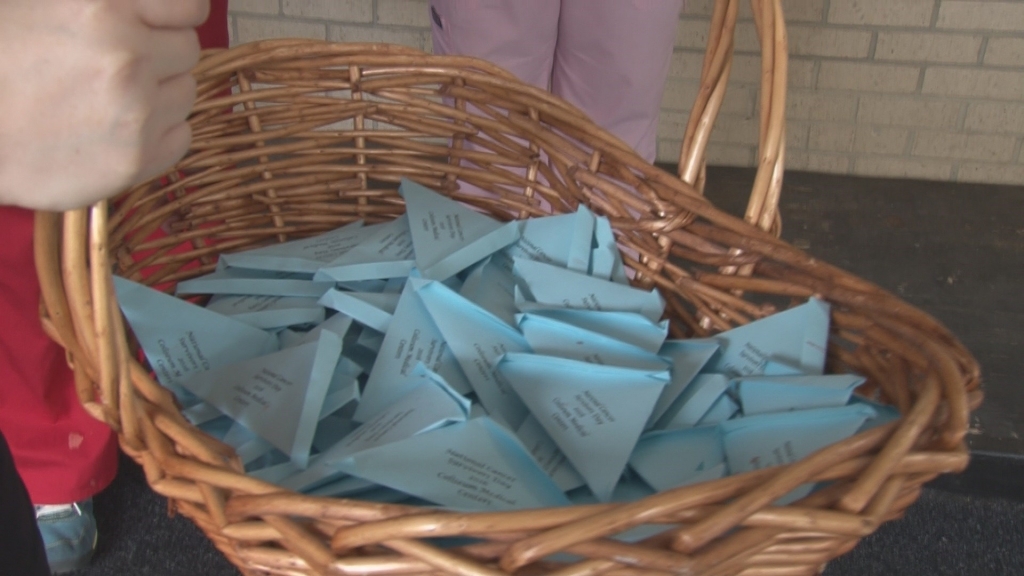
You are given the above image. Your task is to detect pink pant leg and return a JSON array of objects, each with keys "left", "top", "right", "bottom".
[
  {"left": 429, "top": 0, "right": 561, "bottom": 90},
  {"left": 553, "top": 0, "right": 684, "bottom": 162}
]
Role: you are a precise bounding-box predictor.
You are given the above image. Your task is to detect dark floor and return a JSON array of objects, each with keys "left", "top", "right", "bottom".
[{"left": 69, "top": 167, "right": 1024, "bottom": 575}]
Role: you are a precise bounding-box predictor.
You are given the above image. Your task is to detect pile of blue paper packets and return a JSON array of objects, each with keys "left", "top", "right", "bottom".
[{"left": 115, "top": 179, "right": 900, "bottom": 512}]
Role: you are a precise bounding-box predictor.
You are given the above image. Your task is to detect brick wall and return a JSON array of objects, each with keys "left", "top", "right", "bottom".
[{"left": 228, "top": 0, "right": 1024, "bottom": 185}]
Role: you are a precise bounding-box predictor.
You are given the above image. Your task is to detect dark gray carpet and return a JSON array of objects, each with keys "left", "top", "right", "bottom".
[{"left": 67, "top": 453, "right": 1024, "bottom": 576}]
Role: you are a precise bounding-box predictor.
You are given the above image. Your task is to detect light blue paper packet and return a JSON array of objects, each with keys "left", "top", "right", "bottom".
[
  {"left": 512, "top": 258, "right": 665, "bottom": 323},
  {"left": 505, "top": 206, "right": 595, "bottom": 273},
  {"left": 113, "top": 276, "right": 279, "bottom": 394},
  {"left": 278, "top": 312, "right": 356, "bottom": 350},
  {"left": 702, "top": 298, "right": 831, "bottom": 377},
  {"left": 695, "top": 393, "right": 740, "bottom": 426},
  {"left": 498, "top": 353, "right": 669, "bottom": 502},
  {"left": 206, "top": 295, "right": 325, "bottom": 330},
  {"left": 336, "top": 416, "right": 571, "bottom": 511},
  {"left": 281, "top": 363, "right": 470, "bottom": 493},
  {"left": 415, "top": 278, "right": 532, "bottom": 429},
  {"left": 588, "top": 214, "right": 629, "bottom": 284},
  {"left": 355, "top": 278, "right": 473, "bottom": 421},
  {"left": 219, "top": 220, "right": 366, "bottom": 274},
  {"left": 176, "top": 267, "right": 334, "bottom": 298},
  {"left": 736, "top": 374, "right": 866, "bottom": 416},
  {"left": 516, "top": 415, "right": 586, "bottom": 492},
  {"left": 629, "top": 426, "right": 727, "bottom": 492},
  {"left": 400, "top": 178, "right": 522, "bottom": 281},
  {"left": 313, "top": 216, "right": 416, "bottom": 282},
  {"left": 513, "top": 307, "right": 669, "bottom": 354},
  {"left": 179, "top": 330, "right": 342, "bottom": 468},
  {"left": 656, "top": 374, "right": 731, "bottom": 430},
  {"left": 318, "top": 288, "right": 400, "bottom": 333},
  {"left": 516, "top": 313, "right": 670, "bottom": 371},
  {"left": 720, "top": 403, "right": 877, "bottom": 502},
  {"left": 458, "top": 253, "right": 518, "bottom": 326},
  {"left": 647, "top": 339, "right": 720, "bottom": 428}
]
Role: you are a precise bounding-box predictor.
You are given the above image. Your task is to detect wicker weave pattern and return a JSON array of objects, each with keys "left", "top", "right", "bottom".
[{"left": 34, "top": 2, "right": 979, "bottom": 575}]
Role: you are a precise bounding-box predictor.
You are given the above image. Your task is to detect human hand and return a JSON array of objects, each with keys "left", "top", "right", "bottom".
[{"left": 0, "top": 0, "right": 210, "bottom": 211}]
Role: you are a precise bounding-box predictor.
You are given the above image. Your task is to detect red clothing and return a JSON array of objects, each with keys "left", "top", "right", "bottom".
[{"left": 0, "top": 1, "right": 229, "bottom": 505}]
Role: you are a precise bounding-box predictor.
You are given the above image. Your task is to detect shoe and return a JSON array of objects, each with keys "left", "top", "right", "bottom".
[{"left": 35, "top": 499, "right": 98, "bottom": 574}]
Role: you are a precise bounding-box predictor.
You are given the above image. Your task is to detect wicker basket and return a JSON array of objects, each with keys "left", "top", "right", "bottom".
[{"left": 35, "top": 2, "right": 981, "bottom": 575}]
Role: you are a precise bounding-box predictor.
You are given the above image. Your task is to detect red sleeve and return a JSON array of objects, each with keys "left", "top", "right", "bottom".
[{"left": 197, "top": 0, "right": 229, "bottom": 50}]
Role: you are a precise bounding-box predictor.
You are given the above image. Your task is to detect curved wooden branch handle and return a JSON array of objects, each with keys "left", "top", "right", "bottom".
[{"left": 679, "top": 0, "right": 788, "bottom": 237}]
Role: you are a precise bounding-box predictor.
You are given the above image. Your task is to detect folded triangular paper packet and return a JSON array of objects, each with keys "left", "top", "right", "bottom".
[
  {"left": 504, "top": 207, "right": 594, "bottom": 273},
  {"left": 512, "top": 258, "right": 665, "bottom": 323},
  {"left": 400, "top": 178, "right": 522, "bottom": 280},
  {"left": 656, "top": 374, "right": 731, "bottom": 431},
  {"left": 629, "top": 426, "right": 727, "bottom": 492},
  {"left": 282, "top": 364, "right": 469, "bottom": 492},
  {"left": 179, "top": 331, "right": 343, "bottom": 468},
  {"left": 498, "top": 353, "right": 668, "bottom": 502},
  {"left": 647, "top": 339, "right": 720, "bottom": 427},
  {"left": 336, "top": 416, "right": 571, "bottom": 511},
  {"left": 113, "top": 276, "right": 279, "bottom": 391},
  {"left": 356, "top": 278, "right": 473, "bottom": 421},
  {"left": 516, "top": 313, "right": 669, "bottom": 371},
  {"left": 736, "top": 374, "right": 865, "bottom": 416},
  {"left": 206, "top": 295, "right": 325, "bottom": 330},
  {"left": 702, "top": 298, "right": 831, "bottom": 377},
  {"left": 313, "top": 216, "right": 416, "bottom": 282},
  {"left": 318, "top": 288, "right": 399, "bottom": 333},
  {"left": 176, "top": 267, "right": 334, "bottom": 298},
  {"left": 416, "top": 278, "right": 531, "bottom": 429},
  {"left": 219, "top": 220, "right": 365, "bottom": 274}
]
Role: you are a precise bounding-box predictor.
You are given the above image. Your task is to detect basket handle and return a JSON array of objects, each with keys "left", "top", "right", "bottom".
[{"left": 678, "top": 0, "right": 787, "bottom": 237}]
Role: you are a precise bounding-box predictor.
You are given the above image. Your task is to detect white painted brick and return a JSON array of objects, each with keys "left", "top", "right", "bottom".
[
  {"left": 965, "top": 102, "right": 1024, "bottom": 134},
  {"left": 858, "top": 96, "right": 961, "bottom": 128},
  {"left": 730, "top": 54, "right": 768, "bottom": 83},
  {"left": 788, "top": 59, "right": 818, "bottom": 89},
  {"left": 656, "top": 140, "right": 755, "bottom": 167},
  {"left": 377, "top": 0, "right": 431, "bottom": 28},
  {"left": 329, "top": 25, "right": 430, "bottom": 51},
  {"left": 922, "top": 67, "right": 1024, "bottom": 100},
  {"left": 786, "top": 91, "right": 859, "bottom": 122},
  {"left": 661, "top": 80, "right": 754, "bottom": 116},
  {"left": 668, "top": 51, "right": 707, "bottom": 80},
  {"left": 808, "top": 124, "right": 855, "bottom": 152},
  {"left": 678, "top": 19, "right": 758, "bottom": 54},
  {"left": 775, "top": 0, "right": 826, "bottom": 22},
  {"left": 874, "top": 32, "right": 982, "bottom": 64},
  {"left": 853, "top": 125, "right": 909, "bottom": 155},
  {"left": 230, "top": 0, "right": 280, "bottom": 15},
  {"left": 958, "top": 163, "right": 1024, "bottom": 184},
  {"left": 818, "top": 62, "right": 921, "bottom": 93},
  {"left": 281, "top": 0, "right": 372, "bottom": 22},
  {"left": 708, "top": 116, "right": 760, "bottom": 145},
  {"left": 786, "top": 151, "right": 851, "bottom": 173},
  {"left": 705, "top": 143, "right": 757, "bottom": 166},
  {"left": 985, "top": 38, "right": 1024, "bottom": 67},
  {"left": 787, "top": 122, "right": 811, "bottom": 150},
  {"left": 912, "top": 131, "right": 1017, "bottom": 162},
  {"left": 937, "top": 1, "right": 1024, "bottom": 32},
  {"left": 675, "top": 18, "right": 711, "bottom": 51},
  {"left": 855, "top": 156, "right": 952, "bottom": 180},
  {"left": 683, "top": 0, "right": 714, "bottom": 17},
  {"left": 657, "top": 139, "right": 684, "bottom": 164},
  {"left": 731, "top": 0, "right": 826, "bottom": 22},
  {"left": 788, "top": 26, "right": 872, "bottom": 59},
  {"left": 235, "top": 16, "right": 326, "bottom": 42},
  {"left": 829, "top": 0, "right": 936, "bottom": 27},
  {"left": 733, "top": 22, "right": 762, "bottom": 53}
]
